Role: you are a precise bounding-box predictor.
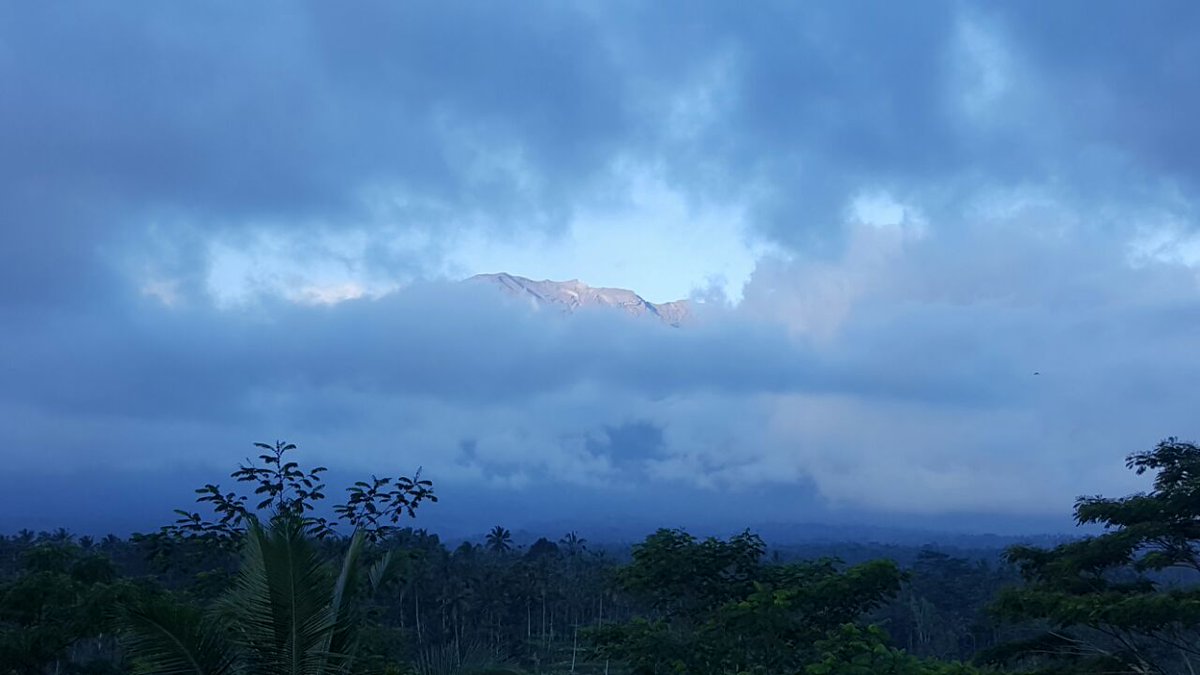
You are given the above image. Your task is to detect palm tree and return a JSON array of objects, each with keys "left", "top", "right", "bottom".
[
  {"left": 559, "top": 531, "right": 587, "bottom": 556},
  {"left": 485, "top": 526, "right": 512, "bottom": 554},
  {"left": 121, "top": 515, "right": 395, "bottom": 675}
]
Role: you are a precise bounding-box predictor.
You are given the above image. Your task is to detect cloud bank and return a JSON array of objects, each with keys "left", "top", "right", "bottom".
[{"left": 3, "top": 1, "right": 1200, "bottom": 534}]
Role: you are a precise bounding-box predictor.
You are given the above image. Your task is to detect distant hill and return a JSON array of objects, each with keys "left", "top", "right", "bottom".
[{"left": 470, "top": 272, "right": 690, "bottom": 326}]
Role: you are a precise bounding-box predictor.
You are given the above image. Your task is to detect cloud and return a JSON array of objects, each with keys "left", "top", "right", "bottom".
[
  {"left": 3, "top": 214, "right": 1197, "bottom": 530},
  {"left": 2, "top": 1, "right": 1200, "bottom": 534}
]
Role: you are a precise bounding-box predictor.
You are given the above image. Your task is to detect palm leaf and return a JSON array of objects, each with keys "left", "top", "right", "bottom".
[
  {"left": 119, "top": 597, "right": 238, "bottom": 675},
  {"left": 322, "top": 528, "right": 366, "bottom": 670},
  {"left": 228, "top": 517, "right": 344, "bottom": 675},
  {"left": 365, "top": 550, "right": 390, "bottom": 594}
]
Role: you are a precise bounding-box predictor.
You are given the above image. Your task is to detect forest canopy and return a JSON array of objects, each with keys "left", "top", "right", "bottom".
[{"left": 3, "top": 438, "right": 1200, "bottom": 675}]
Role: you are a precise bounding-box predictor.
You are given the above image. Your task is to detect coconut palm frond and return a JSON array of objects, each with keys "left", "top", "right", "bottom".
[
  {"left": 120, "top": 598, "right": 238, "bottom": 675},
  {"left": 365, "top": 548, "right": 401, "bottom": 595},
  {"left": 228, "top": 517, "right": 342, "bottom": 675},
  {"left": 323, "top": 528, "right": 367, "bottom": 667}
]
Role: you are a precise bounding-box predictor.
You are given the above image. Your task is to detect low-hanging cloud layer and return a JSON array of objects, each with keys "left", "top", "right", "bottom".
[{"left": 3, "top": 1, "right": 1200, "bottom": 536}]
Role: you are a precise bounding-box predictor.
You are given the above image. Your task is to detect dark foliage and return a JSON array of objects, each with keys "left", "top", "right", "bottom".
[
  {"left": 166, "top": 441, "right": 436, "bottom": 544},
  {"left": 984, "top": 437, "right": 1200, "bottom": 674}
]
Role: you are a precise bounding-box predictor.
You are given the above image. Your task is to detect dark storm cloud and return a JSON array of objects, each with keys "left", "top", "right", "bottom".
[
  {"left": 990, "top": 1, "right": 1200, "bottom": 182},
  {"left": 0, "top": 1, "right": 630, "bottom": 304},
  {"left": 8, "top": 1, "right": 1200, "bottom": 299},
  {"left": 0, "top": 2, "right": 624, "bottom": 214}
]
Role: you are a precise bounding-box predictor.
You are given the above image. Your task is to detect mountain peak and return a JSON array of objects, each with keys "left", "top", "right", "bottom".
[{"left": 470, "top": 273, "right": 690, "bottom": 325}]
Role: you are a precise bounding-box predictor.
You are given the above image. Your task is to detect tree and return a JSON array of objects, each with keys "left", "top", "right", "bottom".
[
  {"left": 485, "top": 527, "right": 512, "bottom": 555},
  {"left": 590, "top": 529, "right": 907, "bottom": 675},
  {"left": 806, "top": 625, "right": 984, "bottom": 675},
  {"left": 166, "top": 440, "right": 436, "bottom": 545},
  {"left": 985, "top": 437, "right": 1200, "bottom": 674},
  {"left": 119, "top": 440, "right": 435, "bottom": 675},
  {"left": 122, "top": 516, "right": 396, "bottom": 675},
  {"left": 525, "top": 538, "right": 559, "bottom": 559},
  {"left": 0, "top": 541, "right": 139, "bottom": 675},
  {"left": 872, "top": 549, "right": 1012, "bottom": 661},
  {"left": 559, "top": 532, "right": 587, "bottom": 557}
]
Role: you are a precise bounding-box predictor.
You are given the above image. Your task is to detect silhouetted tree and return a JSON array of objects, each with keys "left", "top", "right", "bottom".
[
  {"left": 119, "top": 439, "right": 437, "bottom": 675},
  {"left": 166, "top": 440, "right": 436, "bottom": 544},
  {"left": 486, "top": 526, "right": 513, "bottom": 554},
  {"left": 985, "top": 437, "right": 1200, "bottom": 674}
]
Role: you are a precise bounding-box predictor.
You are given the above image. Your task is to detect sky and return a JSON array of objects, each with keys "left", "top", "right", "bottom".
[{"left": 3, "top": 1, "right": 1200, "bottom": 538}]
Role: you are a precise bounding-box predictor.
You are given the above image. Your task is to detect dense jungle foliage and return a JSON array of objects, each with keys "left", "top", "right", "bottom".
[{"left": 3, "top": 438, "right": 1200, "bottom": 675}]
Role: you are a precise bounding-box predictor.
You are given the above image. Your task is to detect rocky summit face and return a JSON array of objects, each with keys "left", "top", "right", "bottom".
[{"left": 470, "top": 273, "right": 690, "bottom": 326}]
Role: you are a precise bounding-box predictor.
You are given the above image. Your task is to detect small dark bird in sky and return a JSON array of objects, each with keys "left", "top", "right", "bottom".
[{"left": 1033, "top": 371, "right": 1040, "bottom": 375}]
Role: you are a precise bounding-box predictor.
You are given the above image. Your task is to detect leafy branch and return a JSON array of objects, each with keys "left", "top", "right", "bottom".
[{"left": 163, "top": 440, "right": 436, "bottom": 543}]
